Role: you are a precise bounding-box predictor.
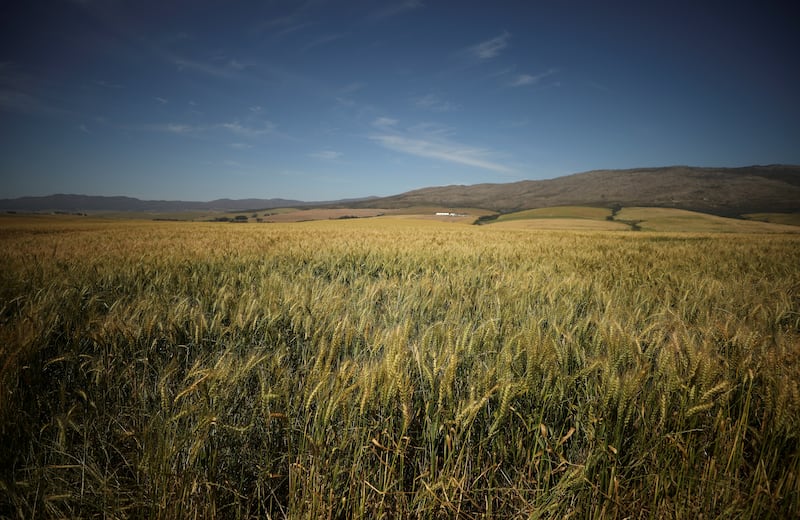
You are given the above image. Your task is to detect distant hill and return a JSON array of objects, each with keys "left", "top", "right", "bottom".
[
  {"left": 0, "top": 194, "right": 311, "bottom": 212},
  {"left": 2, "top": 165, "right": 798, "bottom": 216},
  {"left": 353, "top": 165, "right": 800, "bottom": 216},
  {"left": 0, "top": 194, "right": 380, "bottom": 213}
]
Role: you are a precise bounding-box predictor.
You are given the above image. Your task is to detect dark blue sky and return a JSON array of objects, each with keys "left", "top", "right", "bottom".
[{"left": 1, "top": 0, "right": 797, "bottom": 201}]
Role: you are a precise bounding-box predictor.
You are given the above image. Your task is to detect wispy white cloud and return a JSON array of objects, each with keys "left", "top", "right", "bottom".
[
  {"left": 0, "top": 89, "right": 70, "bottom": 118},
  {"left": 370, "top": 134, "right": 513, "bottom": 173},
  {"left": 221, "top": 120, "right": 276, "bottom": 138},
  {"left": 260, "top": 13, "right": 300, "bottom": 30},
  {"left": 144, "top": 117, "right": 283, "bottom": 141},
  {"left": 133, "top": 123, "right": 199, "bottom": 134},
  {"left": 486, "top": 66, "right": 516, "bottom": 79},
  {"left": 78, "top": 124, "right": 90, "bottom": 134},
  {"left": 164, "top": 123, "right": 194, "bottom": 134},
  {"left": 255, "top": 5, "right": 316, "bottom": 38},
  {"left": 228, "top": 59, "right": 247, "bottom": 71},
  {"left": 334, "top": 82, "right": 366, "bottom": 107},
  {"left": 94, "top": 80, "right": 123, "bottom": 89},
  {"left": 274, "top": 21, "right": 315, "bottom": 37},
  {"left": 406, "top": 121, "right": 454, "bottom": 138},
  {"left": 171, "top": 55, "right": 242, "bottom": 79},
  {"left": 302, "top": 33, "right": 346, "bottom": 52},
  {"left": 412, "top": 93, "right": 460, "bottom": 112},
  {"left": 509, "top": 75, "right": 537, "bottom": 87},
  {"left": 469, "top": 32, "right": 510, "bottom": 60},
  {"left": 0, "top": 64, "right": 72, "bottom": 118},
  {"left": 508, "top": 68, "right": 558, "bottom": 87},
  {"left": 501, "top": 118, "right": 529, "bottom": 128},
  {"left": 155, "top": 97, "right": 168, "bottom": 104},
  {"left": 367, "top": 0, "right": 424, "bottom": 22},
  {"left": 587, "top": 80, "right": 611, "bottom": 92},
  {"left": 310, "top": 150, "right": 343, "bottom": 160},
  {"left": 339, "top": 82, "right": 366, "bottom": 95},
  {"left": 372, "top": 117, "right": 398, "bottom": 128}
]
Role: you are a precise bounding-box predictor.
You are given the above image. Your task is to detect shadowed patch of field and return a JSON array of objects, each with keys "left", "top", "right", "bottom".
[
  {"left": 617, "top": 207, "right": 800, "bottom": 233},
  {"left": 743, "top": 212, "right": 800, "bottom": 227}
]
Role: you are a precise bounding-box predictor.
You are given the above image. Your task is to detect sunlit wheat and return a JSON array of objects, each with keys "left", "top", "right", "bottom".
[{"left": 0, "top": 217, "right": 797, "bottom": 518}]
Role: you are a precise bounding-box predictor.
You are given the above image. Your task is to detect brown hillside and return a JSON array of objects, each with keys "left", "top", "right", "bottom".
[{"left": 355, "top": 165, "right": 800, "bottom": 216}]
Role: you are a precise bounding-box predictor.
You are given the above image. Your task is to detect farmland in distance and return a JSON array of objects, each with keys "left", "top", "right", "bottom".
[{"left": 1, "top": 215, "right": 798, "bottom": 518}]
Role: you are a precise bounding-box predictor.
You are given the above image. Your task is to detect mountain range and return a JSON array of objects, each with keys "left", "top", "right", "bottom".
[
  {"left": 2, "top": 165, "right": 799, "bottom": 216},
  {"left": 353, "top": 165, "right": 800, "bottom": 216},
  {"left": 0, "top": 195, "right": 373, "bottom": 213}
]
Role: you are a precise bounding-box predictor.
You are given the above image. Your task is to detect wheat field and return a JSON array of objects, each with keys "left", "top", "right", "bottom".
[{"left": 0, "top": 216, "right": 798, "bottom": 518}]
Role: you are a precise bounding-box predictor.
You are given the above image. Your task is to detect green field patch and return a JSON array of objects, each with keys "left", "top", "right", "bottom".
[
  {"left": 494, "top": 205, "right": 613, "bottom": 222},
  {"left": 617, "top": 207, "right": 800, "bottom": 233}
]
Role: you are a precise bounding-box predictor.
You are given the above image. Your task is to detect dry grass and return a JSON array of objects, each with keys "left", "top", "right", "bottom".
[
  {"left": 1, "top": 216, "right": 799, "bottom": 518},
  {"left": 486, "top": 206, "right": 625, "bottom": 231},
  {"left": 242, "top": 206, "right": 493, "bottom": 223},
  {"left": 489, "top": 217, "right": 629, "bottom": 231},
  {"left": 257, "top": 208, "right": 387, "bottom": 222}
]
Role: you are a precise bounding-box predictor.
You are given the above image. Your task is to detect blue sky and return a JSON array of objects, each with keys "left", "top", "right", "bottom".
[{"left": 1, "top": 1, "right": 798, "bottom": 201}]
